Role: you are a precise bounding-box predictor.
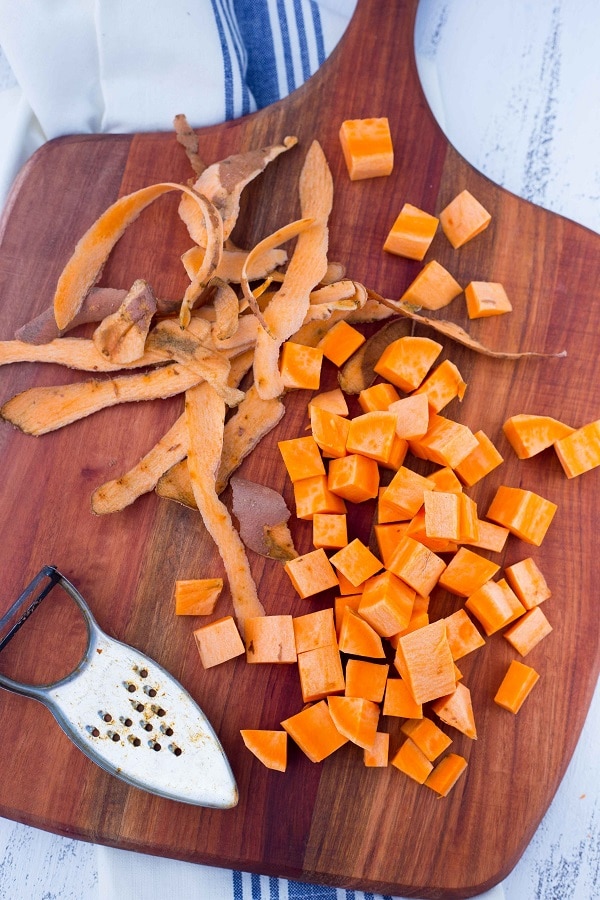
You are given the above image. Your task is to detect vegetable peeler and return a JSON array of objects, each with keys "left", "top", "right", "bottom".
[{"left": 0, "top": 566, "right": 238, "bottom": 808}]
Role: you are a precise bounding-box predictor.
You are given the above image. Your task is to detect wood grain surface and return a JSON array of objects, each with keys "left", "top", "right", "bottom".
[{"left": 0, "top": 1, "right": 598, "bottom": 896}]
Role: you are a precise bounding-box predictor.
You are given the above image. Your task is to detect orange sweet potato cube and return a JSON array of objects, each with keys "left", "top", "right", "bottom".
[
  {"left": 494, "top": 660, "right": 540, "bottom": 714},
  {"left": 358, "top": 570, "right": 415, "bottom": 637},
  {"left": 330, "top": 538, "right": 383, "bottom": 587},
  {"left": 338, "top": 607, "right": 386, "bottom": 658},
  {"left": 502, "top": 413, "right": 574, "bottom": 459},
  {"left": 382, "top": 677, "right": 423, "bottom": 718},
  {"left": 503, "top": 606, "right": 552, "bottom": 656},
  {"left": 413, "top": 359, "right": 467, "bottom": 413},
  {"left": 339, "top": 117, "right": 394, "bottom": 181},
  {"left": 386, "top": 535, "right": 447, "bottom": 597},
  {"left": 399, "top": 260, "right": 463, "bottom": 311},
  {"left": 293, "top": 474, "right": 347, "bottom": 520},
  {"left": 293, "top": 607, "right": 337, "bottom": 653},
  {"left": 334, "top": 593, "right": 362, "bottom": 635},
  {"left": 424, "top": 753, "right": 468, "bottom": 796},
  {"left": 278, "top": 434, "right": 325, "bottom": 482},
  {"left": 245, "top": 615, "right": 297, "bottom": 664},
  {"left": 374, "top": 335, "right": 443, "bottom": 391},
  {"left": 411, "top": 414, "right": 480, "bottom": 469},
  {"left": 381, "top": 434, "right": 409, "bottom": 471},
  {"left": 363, "top": 732, "right": 390, "bottom": 767},
  {"left": 388, "top": 393, "right": 430, "bottom": 440},
  {"left": 345, "top": 410, "right": 398, "bottom": 464},
  {"left": 312, "top": 512, "right": 348, "bottom": 550},
  {"left": 486, "top": 485, "right": 558, "bottom": 545},
  {"left": 281, "top": 700, "right": 348, "bottom": 761},
  {"left": 383, "top": 203, "right": 439, "bottom": 261},
  {"left": 175, "top": 578, "right": 223, "bottom": 616},
  {"left": 454, "top": 430, "right": 503, "bottom": 487},
  {"left": 327, "top": 695, "right": 380, "bottom": 749},
  {"left": 438, "top": 547, "right": 500, "bottom": 597},
  {"left": 444, "top": 608, "right": 486, "bottom": 660},
  {"left": 327, "top": 453, "right": 380, "bottom": 502},
  {"left": 431, "top": 682, "right": 477, "bottom": 739},
  {"left": 309, "top": 387, "right": 349, "bottom": 417},
  {"left": 317, "top": 320, "right": 366, "bottom": 366},
  {"left": 310, "top": 405, "right": 351, "bottom": 458},
  {"left": 345, "top": 659, "right": 389, "bottom": 703},
  {"left": 377, "top": 488, "right": 410, "bottom": 524},
  {"left": 504, "top": 557, "right": 551, "bottom": 609},
  {"left": 193, "top": 616, "right": 245, "bottom": 668},
  {"left": 554, "top": 419, "right": 600, "bottom": 478},
  {"left": 463, "top": 519, "right": 509, "bottom": 553},
  {"left": 240, "top": 729, "right": 288, "bottom": 772},
  {"left": 297, "top": 644, "right": 345, "bottom": 702},
  {"left": 279, "top": 341, "right": 323, "bottom": 390},
  {"left": 393, "top": 619, "right": 456, "bottom": 705},
  {"left": 464, "top": 578, "right": 526, "bottom": 636},
  {"left": 391, "top": 737, "right": 433, "bottom": 783},
  {"left": 358, "top": 381, "right": 401, "bottom": 412},
  {"left": 439, "top": 189, "right": 492, "bottom": 248},
  {"left": 284, "top": 548, "right": 340, "bottom": 599},
  {"left": 382, "top": 465, "right": 436, "bottom": 519},
  {"left": 405, "top": 508, "right": 458, "bottom": 554},
  {"left": 423, "top": 490, "right": 461, "bottom": 541},
  {"left": 374, "top": 522, "right": 411, "bottom": 568},
  {"left": 400, "top": 716, "right": 452, "bottom": 761},
  {"left": 428, "top": 465, "right": 463, "bottom": 494},
  {"left": 465, "top": 280, "right": 512, "bottom": 318}
]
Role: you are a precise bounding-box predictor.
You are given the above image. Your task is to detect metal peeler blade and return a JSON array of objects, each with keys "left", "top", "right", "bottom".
[{"left": 0, "top": 566, "right": 238, "bottom": 808}]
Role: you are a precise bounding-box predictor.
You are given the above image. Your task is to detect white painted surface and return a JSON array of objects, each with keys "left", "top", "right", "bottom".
[{"left": 1, "top": 1, "right": 599, "bottom": 897}]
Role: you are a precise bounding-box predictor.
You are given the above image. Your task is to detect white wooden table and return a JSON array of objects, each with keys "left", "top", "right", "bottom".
[{"left": 0, "top": 1, "right": 599, "bottom": 897}]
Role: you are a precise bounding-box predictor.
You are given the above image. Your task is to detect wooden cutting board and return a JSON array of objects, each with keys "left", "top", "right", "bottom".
[{"left": 0, "top": 1, "right": 598, "bottom": 896}]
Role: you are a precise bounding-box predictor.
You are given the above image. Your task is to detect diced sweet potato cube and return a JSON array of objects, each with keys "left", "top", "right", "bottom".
[
  {"left": 394, "top": 619, "right": 456, "bottom": 704},
  {"left": 486, "top": 485, "right": 558, "bottom": 546},
  {"left": 458, "top": 493, "right": 479, "bottom": 543},
  {"left": 377, "top": 488, "right": 410, "bottom": 524},
  {"left": 339, "top": 117, "right": 394, "bottom": 181},
  {"left": 338, "top": 607, "right": 386, "bottom": 658},
  {"left": 494, "top": 660, "right": 539, "bottom": 714},
  {"left": 245, "top": 615, "right": 297, "bottom": 663},
  {"left": 464, "top": 578, "right": 526, "bottom": 635},
  {"left": 345, "top": 659, "right": 389, "bottom": 703},
  {"left": 328, "top": 695, "right": 380, "bottom": 749},
  {"left": 383, "top": 203, "right": 439, "bottom": 261},
  {"left": 428, "top": 466, "right": 463, "bottom": 494},
  {"left": 431, "top": 682, "right": 477, "bottom": 739},
  {"left": 374, "top": 335, "right": 443, "bottom": 391},
  {"left": 464, "top": 281, "right": 512, "bottom": 318},
  {"left": 281, "top": 700, "right": 349, "bottom": 761},
  {"left": 424, "top": 753, "right": 468, "bottom": 796},
  {"left": 462, "top": 519, "right": 509, "bottom": 553},
  {"left": 502, "top": 413, "right": 574, "bottom": 459},
  {"left": 297, "top": 644, "right": 345, "bottom": 702},
  {"left": 382, "top": 465, "right": 436, "bottom": 519},
  {"left": 554, "top": 419, "right": 600, "bottom": 478},
  {"left": 284, "top": 548, "right": 339, "bottom": 599},
  {"left": 310, "top": 405, "right": 351, "bottom": 458},
  {"left": 174, "top": 578, "right": 223, "bottom": 616},
  {"left": 330, "top": 538, "right": 383, "bottom": 587},
  {"left": 382, "top": 677, "right": 423, "bottom": 718},
  {"left": 381, "top": 434, "right": 409, "bottom": 472},
  {"left": 406, "top": 508, "right": 458, "bottom": 554},
  {"left": 317, "top": 320, "right": 366, "bottom": 366},
  {"left": 358, "top": 570, "right": 416, "bottom": 637},
  {"left": 438, "top": 547, "right": 500, "bottom": 597},
  {"left": 413, "top": 359, "right": 467, "bottom": 413},
  {"left": 423, "top": 490, "right": 461, "bottom": 541},
  {"left": 388, "top": 393, "right": 430, "bottom": 440},
  {"left": 279, "top": 341, "right": 323, "bottom": 390},
  {"left": 439, "top": 189, "right": 491, "bottom": 248},
  {"left": 400, "top": 716, "right": 452, "bottom": 761},
  {"left": 293, "top": 607, "right": 337, "bottom": 654},
  {"left": 374, "top": 522, "right": 411, "bottom": 568},
  {"left": 444, "top": 608, "right": 485, "bottom": 660},
  {"left": 503, "top": 606, "right": 552, "bottom": 656},
  {"left": 337, "top": 570, "right": 365, "bottom": 595},
  {"left": 293, "top": 474, "right": 347, "bottom": 520},
  {"left": 358, "top": 381, "right": 401, "bottom": 412},
  {"left": 278, "top": 434, "right": 325, "bottom": 482},
  {"left": 454, "top": 430, "right": 503, "bottom": 487},
  {"left": 391, "top": 737, "right": 433, "bottom": 783},
  {"left": 334, "top": 593, "right": 362, "bottom": 635},
  {"left": 504, "top": 557, "right": 551, "bottom": 609},
  {"left": 363, "top": 732, "right": 390, "bottom": 767},
  {"left": 240, "top": 729, "right": 287, "bottom": 772},
  {"left": 312, "top": 512, "right": 348, "bottom": 549},
  {"left": 411, "top": 414, "right": 479, "bottom": 469},
  {"left": 193, "top": 616, "right": 245, "bottom": 668},
  {"left": 309, "top": 387, "right": 349, "bottom": 417},
  {"left": 345, "top": 410, "right": 398, "bottom": 464},
  {"left": 327, "top": 453, "right": 380, "bottom": 502},
  {"left": 386, "top": 535, "right": 447, "bottom": 597},
  {"left": 399, "top": 260, "right": 463, "bottom": 311}
]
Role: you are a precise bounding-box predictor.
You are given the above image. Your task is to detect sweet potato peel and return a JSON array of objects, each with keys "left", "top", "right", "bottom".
[
  {"left": 53, "top": 181, "right": 222, "bottom": 332},
  {"left": 185, "top": 381, "right": 265, "bottom": 636},
  {"left": 92, "top": 279, "right": 157, "bottom": 364}
]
